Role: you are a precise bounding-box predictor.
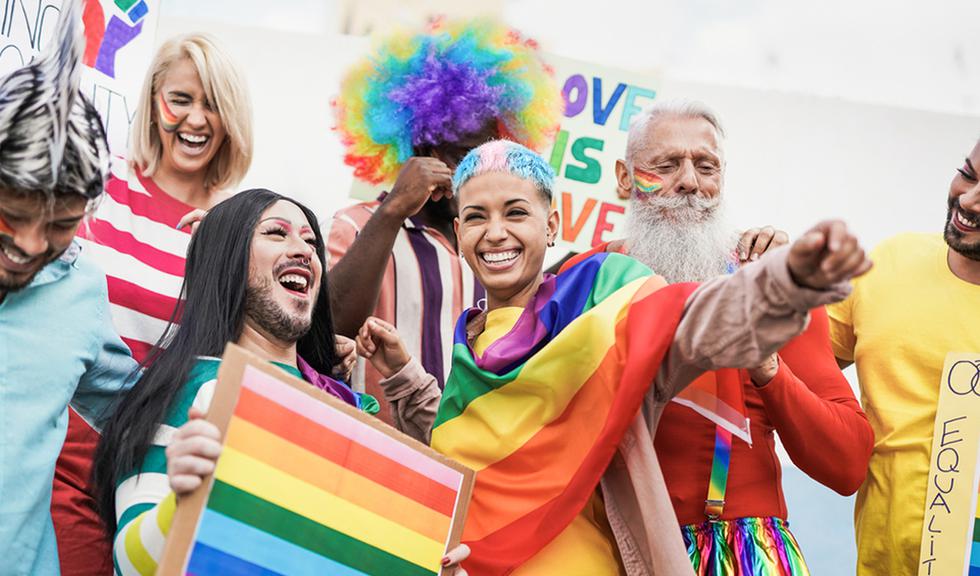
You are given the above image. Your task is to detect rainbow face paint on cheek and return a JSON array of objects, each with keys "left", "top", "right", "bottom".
[
  {"left": 633, "top": 167, "right": 664, "bottom": 195},
  {"left": 0, "top": 213, "right": 14, "bottom": 237},
  {"left": 157, "top": 93, "right": 184, "bottom": 133}
]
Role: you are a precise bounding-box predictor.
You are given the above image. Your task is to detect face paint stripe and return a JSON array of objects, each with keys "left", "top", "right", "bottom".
[
  {"left": 0, "top": 214, "right": 14, "bottom": 236},
  {"left": 633, "top": 167, "right": 664, "bottom": 195},
  {"left": 158, "top": 93, "right": 183, "bottom": 133}
]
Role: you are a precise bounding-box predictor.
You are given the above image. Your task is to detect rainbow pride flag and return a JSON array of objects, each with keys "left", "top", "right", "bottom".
[
  {"left": 160, "top": 345, "right": 473, "bottom": 575},
  {"left": 562, "top": 243, "right": 753, "bottom": 444},
  {"left": 431, "top": 252, "right": 697, "bottom": 575}
]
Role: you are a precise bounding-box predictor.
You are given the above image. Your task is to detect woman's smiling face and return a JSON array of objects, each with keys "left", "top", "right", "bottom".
[{"left": 455, "top": 171, "right": 558, "bottom": 310}]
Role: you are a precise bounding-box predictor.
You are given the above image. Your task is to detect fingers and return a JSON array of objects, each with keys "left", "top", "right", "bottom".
[
  {"left": 748, "top": 226, "right": 775, "bottom": 261},
  {"left": 823, "top": 220, "right": 849, "bottom": 252},
  {"left": 367, "top": 317, "right": 400, "bottom": 346},
  {"left": 442, "top": 543, "right": 470, "bottom": 568},
  {"left": 335, "top": 335, "right": 355, "bottom": 356},
  {"left": 791, "top": 230, "right": 825, "bottom": 259},
  {"left": 737, "top": 228, "right": 758, "bottom": 262},
  {"left": 167, "top": 416, "right": 222, "bottom": 497},
  {"left": 187, "top": 406, "right": 206, "bottom": 420},
  {"left": 356, "top": 319, "right": 378, "bottom": 357},
  {"left": 177, "top": 208, "right": 207, "bottom": 231}
]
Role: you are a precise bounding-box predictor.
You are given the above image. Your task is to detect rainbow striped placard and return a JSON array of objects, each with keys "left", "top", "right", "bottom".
[{"left": 159, "top": 344, "right": 474, "bottom": 576}]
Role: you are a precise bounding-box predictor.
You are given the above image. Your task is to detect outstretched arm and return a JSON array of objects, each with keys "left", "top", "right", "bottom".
[{"left": 658, "top": 220, "right": 872, "bottom": 402}]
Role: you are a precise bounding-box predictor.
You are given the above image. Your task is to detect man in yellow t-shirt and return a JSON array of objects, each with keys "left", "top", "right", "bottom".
[{"left": 828, "top": 139, "right": 980, "bottom": 576}]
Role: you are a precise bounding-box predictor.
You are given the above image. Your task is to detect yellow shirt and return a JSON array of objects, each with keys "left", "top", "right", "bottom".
[
  {"left": 474, "top": 307, "right": 624, "bottom": 576},
  {"left": 827, "top": 233, "right": 980, "bottom": 576}
]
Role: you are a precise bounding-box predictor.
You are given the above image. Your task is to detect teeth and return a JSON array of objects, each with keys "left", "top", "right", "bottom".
[
  {"left": 482, "top": 250, "right": 519, "bottom": 263},
  {"left": 957, "top": 210, "right": 978, "bottom": 228},
  {"left": 2, "top": 243, "right": 31, "bottom": 264},
  {"left": 179, "top": 133, "right": 208, "bottom": 144},
  {"left": 279, "top": 274, "right": 308, "bottom": 289}
]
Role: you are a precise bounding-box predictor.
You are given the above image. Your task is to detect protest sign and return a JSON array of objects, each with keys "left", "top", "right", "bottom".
[
  {"left": 158, "top": 344, "right": 475, "bottom": 576},
  {"left": 0, "top": 0, "right": 159, "bottom": 155},
  {"left": 917, "top": 353, "right": 980, "bottom": 576},
  {"left": 545, "top": 55, "right": 658, "bottom": 253},
  {"left": 348, "top": 54, "right": 660, "bottom": 255}
]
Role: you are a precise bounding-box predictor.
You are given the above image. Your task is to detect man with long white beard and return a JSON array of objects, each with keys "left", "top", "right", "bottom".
[{"left": 564, "top": 100, "right": 873, "bottom": 575}]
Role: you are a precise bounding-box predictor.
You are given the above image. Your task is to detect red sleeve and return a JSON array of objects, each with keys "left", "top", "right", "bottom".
[{"left": 755, "top": 306, "right": 874, "bottom": 495}]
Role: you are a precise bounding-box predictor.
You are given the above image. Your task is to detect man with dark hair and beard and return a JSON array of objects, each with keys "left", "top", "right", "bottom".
[
  {"left": 0, "top": 1, "right": 140, "bottom": 573},
  {"left": 93, "top": 189, "right": 466, "bottom": 575},
  {"left": 828, "top": 139, "right": 980, "bottom": 576},
  {"left": 563, "top": 99, "right": 874, "bottom": 575}
]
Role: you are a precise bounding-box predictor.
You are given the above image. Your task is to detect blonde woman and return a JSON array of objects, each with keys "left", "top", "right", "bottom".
[{"left": 52, "top": 33, "right": 253, "bottom": 575}]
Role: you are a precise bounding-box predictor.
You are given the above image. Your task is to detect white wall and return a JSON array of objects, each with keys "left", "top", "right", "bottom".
[{"left": 159, "top": 17, "right": 980, "bottom": 249}]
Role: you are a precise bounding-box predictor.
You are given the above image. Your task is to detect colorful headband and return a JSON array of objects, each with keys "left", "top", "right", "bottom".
[
  {"left": 334, "top": 18, "right": 563, "bottom": 184},
  {"left": 452, "top": 139, "right": 555, "bottom": 198}
]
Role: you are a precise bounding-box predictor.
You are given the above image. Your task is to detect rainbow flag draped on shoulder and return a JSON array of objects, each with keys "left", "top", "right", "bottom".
[{"left": 431, "top": 252, "right": 697, "bottom": 575}]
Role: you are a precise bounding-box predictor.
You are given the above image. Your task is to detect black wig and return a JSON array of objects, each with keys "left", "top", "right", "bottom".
[{"left": 92, "top": 188, "right": 339, "bottom": 534}]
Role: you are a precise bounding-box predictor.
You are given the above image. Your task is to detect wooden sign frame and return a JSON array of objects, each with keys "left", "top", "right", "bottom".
[{"left": 158, "top": 343, "right": 475, "bottom": 575}]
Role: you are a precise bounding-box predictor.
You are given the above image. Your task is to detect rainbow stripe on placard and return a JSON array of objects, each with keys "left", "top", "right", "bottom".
[
  {"left": 970, "top": 480, "right": 980, "bottom": 576},
  {"left": 184, "top": 365, "right": 464, "bottom": 575}
]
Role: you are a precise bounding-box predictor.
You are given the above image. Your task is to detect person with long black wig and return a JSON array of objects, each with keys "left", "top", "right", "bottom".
[{"left": 92, "top": 189, "right": 453, "bottom": 575}]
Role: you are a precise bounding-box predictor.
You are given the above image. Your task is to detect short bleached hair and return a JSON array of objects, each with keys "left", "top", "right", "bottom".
[
  {"left": 625, "top": 99, "right": 725, "bottom": 169},
  {"left": 130, "top": 33, "right": 252, "bottom": 192}
]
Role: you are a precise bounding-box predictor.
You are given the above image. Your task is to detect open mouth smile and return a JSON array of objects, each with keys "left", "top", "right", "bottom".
[
  {"left": 176, "top": 132, "right": 210, "bottom": 153},
  {"left": 479, "top": 248, "right": 522, "bottom": 270},
  {"left": 952, "top": 207, "right": 980, "bottom": 233},
  {"left": 276, "top": 266, "right": 312, "bottom": 297},
  {"left": 0, "top": 240, "right": 39, "bottom": 273}
]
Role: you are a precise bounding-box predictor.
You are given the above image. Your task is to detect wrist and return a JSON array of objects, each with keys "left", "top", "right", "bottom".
[{"left": 377, "top": 195, "right": 410, "bottom": 223}]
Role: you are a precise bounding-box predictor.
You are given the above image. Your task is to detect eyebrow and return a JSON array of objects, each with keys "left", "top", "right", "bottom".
[
  {"left": 166, "top": 90, "right": 194, "bottom": 99},
  {"left": 461, "top": 198, "right": 532, "bottom": 212},
  {"left": 259, "top": 216, "right": 312, "bottom": 230}
]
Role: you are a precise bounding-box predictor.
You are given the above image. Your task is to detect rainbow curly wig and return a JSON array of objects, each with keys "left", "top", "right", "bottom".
[
  {"left": 334, "top": 18, "right": 563, "bottom": 185},
  {"left": 453, "top": 139, "right": 555, "bottom": 200}
]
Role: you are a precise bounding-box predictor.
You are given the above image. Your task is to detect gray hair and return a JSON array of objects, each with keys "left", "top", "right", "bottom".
[
  {"left": 0, "top": 0, "right": 109, "bottom": 201},
  {"left": 624, "top": 99, "right": 725, "bottom": 168}
]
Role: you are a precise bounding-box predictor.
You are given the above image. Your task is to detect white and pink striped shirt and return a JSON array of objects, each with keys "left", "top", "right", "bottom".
[
  {"left": 326, "top": 200, "right": 484, "bottom": 425},
  {"left": 76, "top": 162, "right": 192, "bottom": 363}
]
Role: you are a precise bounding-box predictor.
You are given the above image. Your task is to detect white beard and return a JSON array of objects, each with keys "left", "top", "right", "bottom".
[{"left": 624, "top": 194, "right": 737, "bottom": 283}]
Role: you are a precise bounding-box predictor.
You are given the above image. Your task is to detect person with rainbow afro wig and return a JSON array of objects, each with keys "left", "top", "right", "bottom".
[
  {"left": 325, "top": 18, "right": 563, "bottom": 425},
  {"left": 351, "top": 139, "right": 876, "bottom": 575}
]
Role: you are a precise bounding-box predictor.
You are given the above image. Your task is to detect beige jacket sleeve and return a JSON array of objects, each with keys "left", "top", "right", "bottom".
[
  {"left": 605, "top": 245, "right": 854, "bottom": 576},
  {"left": 655, "top": 244, "right": 851, "bottom": 403},
  {"left": 376, "top": 357, "right": 441, "bottom": 444}
]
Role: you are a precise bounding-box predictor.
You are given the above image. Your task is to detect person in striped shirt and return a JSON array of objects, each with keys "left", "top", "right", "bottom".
[
  {"left": 93, "top": 189, "right": 452, "bottom": 575},
  {"left": 53, "top": 34, "right": 255, "bottom": 574},
  {"left": 327, "top": 19, "right": 564, "bottom": 425}
]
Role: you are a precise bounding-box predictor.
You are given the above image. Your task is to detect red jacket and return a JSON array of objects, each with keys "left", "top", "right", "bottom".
[{"left": 563, "top": 242, "right": 873, "bottom": 525}]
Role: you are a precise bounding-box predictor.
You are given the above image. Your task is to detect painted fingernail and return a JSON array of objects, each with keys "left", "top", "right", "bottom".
[
  {"left": 751, "top": 253, "right": 759, "bottom": 261},
  {"left": 442, "top": 556, "right": 451, "bottom": 566}
]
